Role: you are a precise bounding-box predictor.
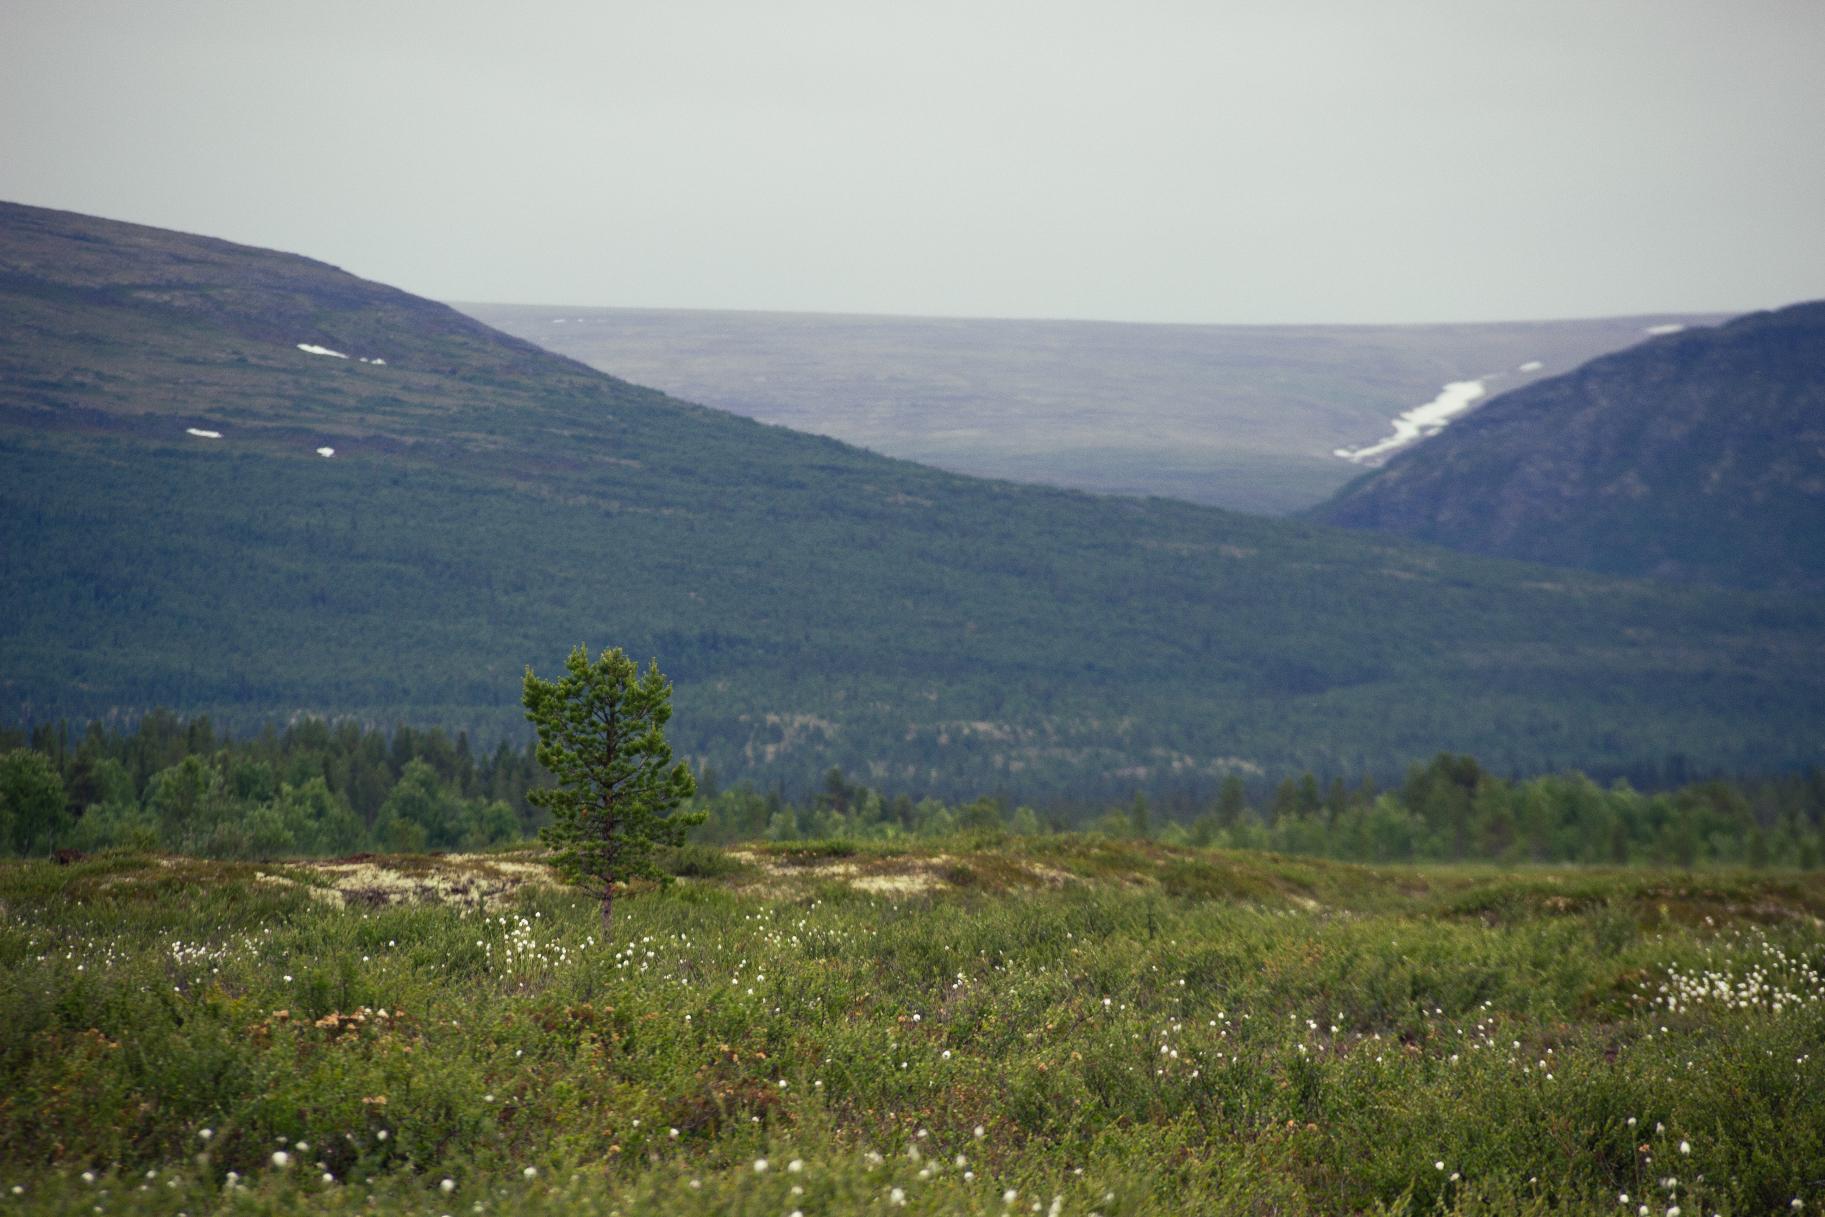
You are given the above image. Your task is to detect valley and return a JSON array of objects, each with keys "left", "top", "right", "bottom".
[{"left": 461, "top": 303, "right": 1729, "bottom": 514}]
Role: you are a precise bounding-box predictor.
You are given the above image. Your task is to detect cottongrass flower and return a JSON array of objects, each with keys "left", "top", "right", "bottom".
[
  {"left": 890, "top": 1187, "right": 907, "bottom": 1205},
  {"left": 271, "top": 1151, "right": 290, "bottom": 1168},
  {"left": 522, "top": 1167, "right": 538, "bottom": 1179},
  {"left": 1679, "top": 1141, "right": 1691, "bottom": 1155},
  {"left": 441, "top": 1179, "right": 456, "bottom": 1193},
  {"left": 1004, "top": 1188, "right": 1019, "bottom": 1205},
  {"left": 753, "top": 1158, "right": 769, "bottom": 1173},
  {"left": 787, "top": 1159, "right": 804, "bottom": 1173}
]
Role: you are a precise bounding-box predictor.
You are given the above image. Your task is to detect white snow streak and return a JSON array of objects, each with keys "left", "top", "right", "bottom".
[
  {"left": 185, "top": 427, "right": 222, "bottom": 439},
  {"left": 1643, "top": 323, "right": 1685, "bottom": 336},
  {"left": 298, "top": 343, "right": 349, "bottom": 359},
  {"left": 1518, "top": 360, "right": 1543, "bottom": 372},
  {"left": 316, "top": 447, "right": 336, "bottom": 458},
  {"left": 1334, "top": 379, "right": 1488, "bottom": 464}
]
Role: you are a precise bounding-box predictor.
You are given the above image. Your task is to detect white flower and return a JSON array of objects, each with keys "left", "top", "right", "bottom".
[
  {"left": 1679, "top": 1141, "right": 1690, "bottom": 1155},
  {"left": 271, "top": 1151, "right": 291, "bottom": 1168},
  {"left": 81, "top": 1173, "right": 95, "bottom": 1185},
  {"left": 441, "top": 1179, "right": 456, "bottom": 1193},
  {"left": 787, "top": 1160, "right": 803, "bottom": 1173},
  {"left": 199, "top": 1128, "right": 213, "bottom": 1141},
  {"left": 376, "top": 1130, "right": 388, "bottom": 1141},
  {"left": 975, "top": 1126, "right": 987, "bottom": 1139},
  {"left": 523, "top": 1166, "right": 538, "bottom": 1179},
  {"left": 890, "top": 1188, "right": 906, "bottom": 1205},
  {"left": 1004, "top": 1189, "right": 1019, "bottom": 1205},
  {"left": 1435, "top": 1161, "right": 1445, "bottom": 1171},
  {"left": 321, "top": 1172, "right": 335, "bottom": 1184},
  {"left": 753, "top": 1158, "right": 769, "bottom": 1173}
]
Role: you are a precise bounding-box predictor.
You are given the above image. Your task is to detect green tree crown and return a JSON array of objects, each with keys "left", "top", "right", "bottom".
[{"left": 523, "top": 645, "right": 702, "bottom": 934}]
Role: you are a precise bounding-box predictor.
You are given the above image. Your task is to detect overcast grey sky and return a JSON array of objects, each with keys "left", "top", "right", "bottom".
[{"left": 3, "top": 0, "right": 1822, "bottom": 324}]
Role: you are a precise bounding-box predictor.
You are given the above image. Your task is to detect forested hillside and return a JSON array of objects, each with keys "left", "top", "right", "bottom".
[
  {"left": 1314, "top": 302, "right": 1825, "bottom": 590},
  {"left": 4, "top": 201, "right": 1824, "bottom": 796}
]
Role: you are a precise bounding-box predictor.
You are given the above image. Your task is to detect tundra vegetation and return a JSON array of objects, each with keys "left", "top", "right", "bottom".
[{"left": 1, "top": 842, "right": 1821, "bottom": 1215}]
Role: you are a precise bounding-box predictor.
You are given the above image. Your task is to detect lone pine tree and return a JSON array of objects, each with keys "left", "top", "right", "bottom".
[{"left": 522, "top": 645, "right": 701, "bottom": 935}]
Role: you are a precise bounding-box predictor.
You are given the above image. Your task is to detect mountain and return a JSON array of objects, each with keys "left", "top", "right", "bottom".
[
  {"left": 1312, "top": 303, "right": 1825, "bottom": 591},
  {"left": 460, "top": 302, "right": 1730, "bottom": 514},
  {"left": 3, "top": 200, "right": 1823, "bottom": 797}
]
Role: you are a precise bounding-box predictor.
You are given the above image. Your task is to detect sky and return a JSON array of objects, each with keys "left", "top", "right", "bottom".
[{"left": 3, "top": 0, "right": 1822, "bottom": 325}]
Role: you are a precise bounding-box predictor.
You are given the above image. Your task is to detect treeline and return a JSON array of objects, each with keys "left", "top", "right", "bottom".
[
  {"left": 2, "top": 714, "right": 1822, "bottom": 868},
  {"left": 694, "top": 756, "right": 1825, "bottom": 868},
  {"left": 0, "top": 712, "right": 542, "bottom": 858}
]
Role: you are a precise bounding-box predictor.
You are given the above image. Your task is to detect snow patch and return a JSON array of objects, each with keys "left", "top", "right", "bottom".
[
  {"left": 297, "top": 343, "right": 349, "bottom": 359},
  {"left": 1518, "top": 360, "right": 1544, "bottom": 372},
  {"left": 185, "top": 427, "right": 222, "bottom": 439},
  {"left": 1643, "top": 323, "right": 1685, "bottom": 336},
  {"left": 315, "top": 447, "right": 336, "bottom": 458},
  {"left": 1334, "top": 379, "right": 1488, "bottom": 464}
]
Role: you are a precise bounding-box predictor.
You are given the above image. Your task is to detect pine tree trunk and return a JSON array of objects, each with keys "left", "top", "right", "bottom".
[{"left": 600, "top": 882, "right": 615, "bottom": 937}]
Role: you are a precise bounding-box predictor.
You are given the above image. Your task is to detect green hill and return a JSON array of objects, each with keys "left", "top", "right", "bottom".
[
  {"left": 1312, "top": 302, "right": 1825, "bottom": 591},
  {"left": 3, "top": 201, "right": 1822, "bottom": 795}
]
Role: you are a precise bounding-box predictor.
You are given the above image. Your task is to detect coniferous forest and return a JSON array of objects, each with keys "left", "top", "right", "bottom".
[{"left": 5, "top": 713, "right": 1821, "bottom": 868}]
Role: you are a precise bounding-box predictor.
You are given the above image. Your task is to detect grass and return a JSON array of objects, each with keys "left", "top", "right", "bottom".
[{"left": 1, "top": 839, "right": 1821, "bottom": 1214}]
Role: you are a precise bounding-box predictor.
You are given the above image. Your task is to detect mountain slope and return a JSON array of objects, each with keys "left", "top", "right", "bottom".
[
  {"left": 461, "top": 302, "right": 1729, "bottom": 514},
  {"left": 1312, "top": 303, "right": 1825, "bottom": 590},
  {"left": 3, "top": 201, "right": 1823, "bottom": 795}
]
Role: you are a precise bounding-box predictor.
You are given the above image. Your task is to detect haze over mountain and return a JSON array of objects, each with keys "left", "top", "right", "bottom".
[
  {"left": 460, "top": 303, "right": 1727, "bottom": 515},
  {"left": 1314, "top": 303, "right": 1825, "bottom": 592},
  {"left": 4, "top": 201, "right": 1823, "bottom": 796}
]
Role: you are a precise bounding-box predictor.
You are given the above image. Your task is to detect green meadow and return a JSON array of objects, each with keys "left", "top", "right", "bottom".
[{"left": 2, "top": 841, "right": 1821, "bottom": 1215}]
